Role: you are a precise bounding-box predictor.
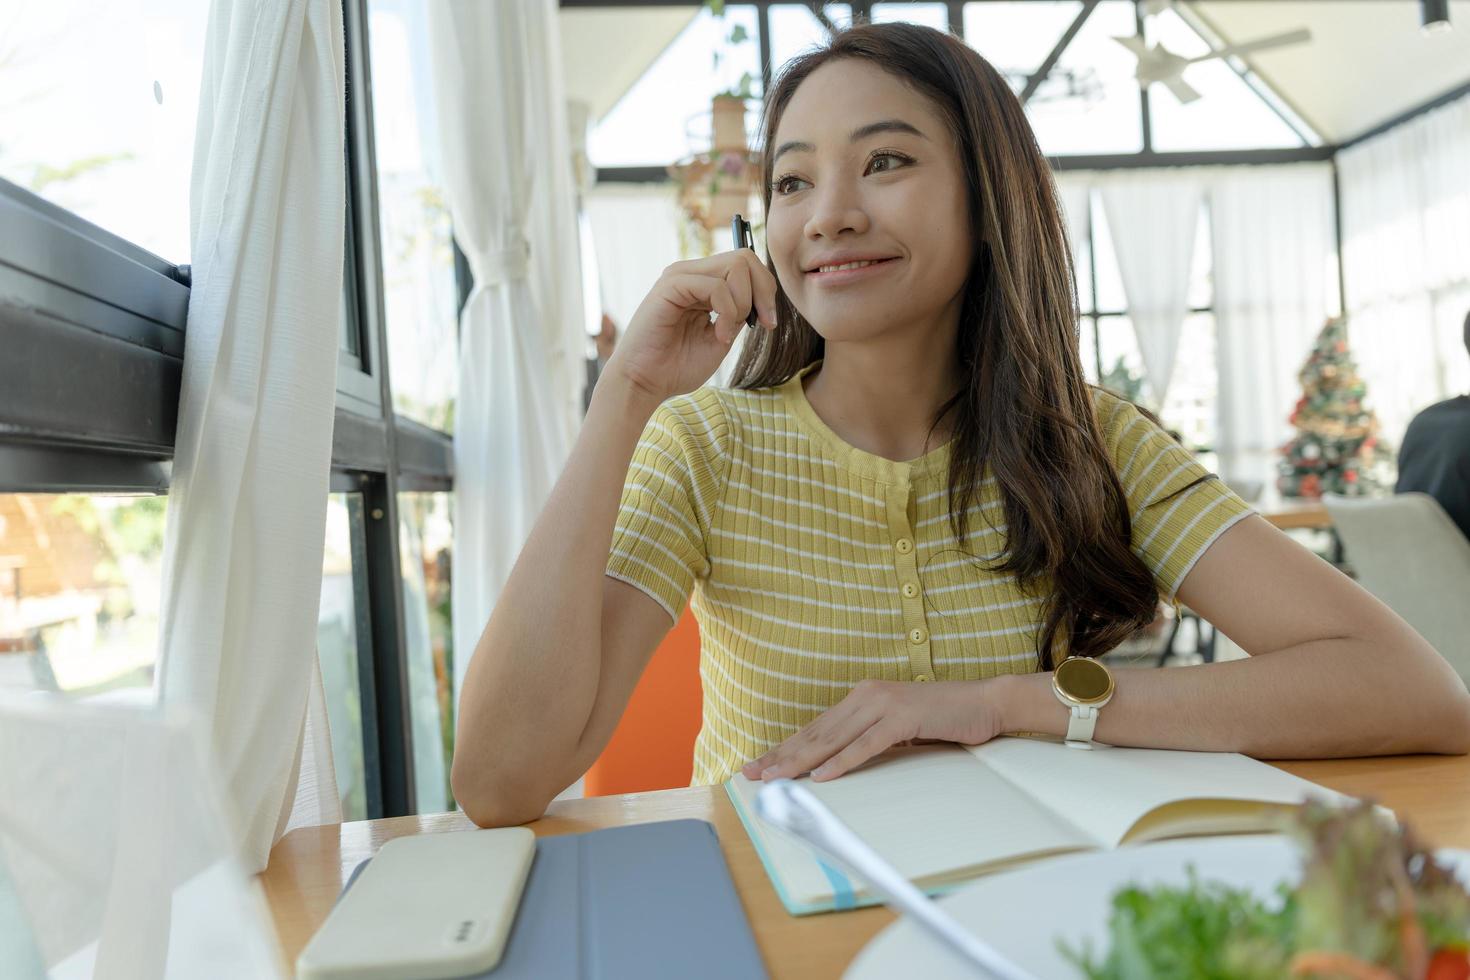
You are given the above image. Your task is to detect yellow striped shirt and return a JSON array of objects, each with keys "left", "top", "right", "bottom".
[{"left": 606, "top": 360, "right": 1253, "bottom": 785}]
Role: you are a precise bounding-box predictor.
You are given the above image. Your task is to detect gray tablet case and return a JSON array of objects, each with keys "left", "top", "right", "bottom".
[{"left": 341, "top": 818, "right": 768, "bottom": 980}]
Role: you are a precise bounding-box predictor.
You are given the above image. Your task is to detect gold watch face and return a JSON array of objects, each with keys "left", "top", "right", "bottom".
[{"left": 1054, "top": 657, "right": 1114, "bottom": 704}]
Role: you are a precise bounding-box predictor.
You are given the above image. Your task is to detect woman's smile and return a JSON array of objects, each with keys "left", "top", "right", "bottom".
[{"left": 805, "top": 255, "right": 902, "bottom": 286}]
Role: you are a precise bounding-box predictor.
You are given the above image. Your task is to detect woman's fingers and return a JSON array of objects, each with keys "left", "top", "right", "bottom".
[
  {"left": 810, "top": 721, "right": 901, "bottom": 781},
  {"left": 730, "top": 248, "right": 779, "bottom": 328},
  {"left": 667, "top": 250, "right": 778, "bottom": 329},
  {"left": 733, "top": 249, "right": 780, "bottom": 328},
  {"left": 722, "top": 257, "right": 756, "bottom": 329},
  {"left": 746, "top": 699, "right": 883, "bottom": 780},
  {"left": 660, "top": 273, "right": 738, "bottom": 334},
  {"left": 741, "top": 249, "right": 780, "bottom": 328}
]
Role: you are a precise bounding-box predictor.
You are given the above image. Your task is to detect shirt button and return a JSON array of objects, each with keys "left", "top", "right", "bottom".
[
  {"left": 902, "top": 582, "right": 919, "bottom": 598},
  {"left": 909, "top": 627, "right": 927, "bottom": 645},
  {"left": 895, "top": 538, "right": 913, "bottom": 555},
  {"left": 915, "top": 673, "right": 933, "bottom": 683}
]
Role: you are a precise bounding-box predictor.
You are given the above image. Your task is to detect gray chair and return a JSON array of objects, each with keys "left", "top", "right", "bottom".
[{"left": 1323, "top": 492, "right": 1470, "bottom": 678}]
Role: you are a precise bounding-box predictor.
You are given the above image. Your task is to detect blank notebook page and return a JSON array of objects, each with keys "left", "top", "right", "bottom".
[
  {"left": 967, "top": 738, "right": 1340, "bottom": 846},
  {"left": 731, "top": 744, "right": 1094, "bottom": 903}
]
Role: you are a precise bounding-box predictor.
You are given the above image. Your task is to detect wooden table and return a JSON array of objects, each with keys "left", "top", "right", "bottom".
[
  {"left": 1261, "top": 501, "right": 1333, "bottom": 531},
  {"left": 262, "top": 754, "right": 1470, "bottom": 979}
]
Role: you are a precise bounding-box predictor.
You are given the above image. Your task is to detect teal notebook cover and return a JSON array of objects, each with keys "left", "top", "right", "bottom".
[{"left": 724, "top": 778, "right": 968, "bottom": 917}]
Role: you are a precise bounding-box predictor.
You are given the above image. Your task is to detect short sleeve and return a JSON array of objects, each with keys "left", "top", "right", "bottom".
[
  {"left": 605, "top": 389, "right": 729, "bottom": 623},
  {"left": 1094, "top": 390, "right": 1254, "bottom": 599}
]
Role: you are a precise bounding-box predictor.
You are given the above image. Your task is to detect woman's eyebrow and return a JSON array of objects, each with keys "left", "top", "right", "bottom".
[{"left": 771, "top": 118, "right": 929, "bottom": 166}]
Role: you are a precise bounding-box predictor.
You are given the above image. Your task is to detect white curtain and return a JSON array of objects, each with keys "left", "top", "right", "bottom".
[
  {"left": 1054, "top": 174, "right": 1092, "bottom": 297},
  {"left": 1339, "top": 95, "right": 1470, "bottom": 443},
  {"left": 1099, "top": 171, "right": 1203, "bottom": 404},
  {"left": 1208, "top": 163, "right": 1336, "bottom": 491},
  {"left": 0, "top": 697, "right": 284, "bottom": 978},
  {"left": 585, "top": 184, "right": 684, "bottom": 336},
  {"left": 429, "top": 0, "right": 584, "bottom": 706},
  {"left": 526, "top": 23, "right": 590, "bottom": 435},
  {"left": 279, "top": 660, "right": 342, "bottom": 836},
  {"left": 157, "top": 0, "right": 345, "bottom": 872}
]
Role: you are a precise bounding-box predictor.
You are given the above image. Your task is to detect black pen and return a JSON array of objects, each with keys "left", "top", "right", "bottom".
[{"left": 731, "top": 212, "right": 759, "bottom": 329}]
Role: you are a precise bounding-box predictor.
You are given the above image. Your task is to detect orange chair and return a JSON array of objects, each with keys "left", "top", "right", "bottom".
[{"left": 584, "top": 603, "right": 704, "bottom": 796}]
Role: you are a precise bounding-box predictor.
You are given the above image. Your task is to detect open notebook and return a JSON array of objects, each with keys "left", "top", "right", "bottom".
[{"left": 725, "top": 736, "right": 1352, "bottom": 916}]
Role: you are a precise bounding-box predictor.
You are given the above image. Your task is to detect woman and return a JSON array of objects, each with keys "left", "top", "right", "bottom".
[{"left": 452, "top": 23, "right": 1469, "bottom": 827}]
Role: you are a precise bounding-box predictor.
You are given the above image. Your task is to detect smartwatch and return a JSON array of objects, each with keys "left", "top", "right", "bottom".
[{"left": 1051, "top": 656, "right": 1115, "bottom": 750}]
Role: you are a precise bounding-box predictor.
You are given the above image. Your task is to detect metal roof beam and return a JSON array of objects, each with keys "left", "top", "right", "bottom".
[
  {"left": 1337, "top": 76, "right": 1470, "bottom": 151},
  {"left": 1020, "top": 0, "right": 1098, "bottom": 107}
]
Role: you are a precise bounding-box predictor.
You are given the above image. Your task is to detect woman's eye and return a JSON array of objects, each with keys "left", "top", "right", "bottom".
[
  {"left": 867, "top": 152, "right": 910, "bottom": 174},
  {"left": 773, "top": 154, "right": 909, "bottom": 195}
]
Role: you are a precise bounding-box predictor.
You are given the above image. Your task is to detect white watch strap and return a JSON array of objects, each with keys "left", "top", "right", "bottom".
[{"left": 1065, "top": 704, "right": 1098, "bottom": 749}]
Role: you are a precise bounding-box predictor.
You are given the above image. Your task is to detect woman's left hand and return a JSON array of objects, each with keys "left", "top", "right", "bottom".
[{"left": 739, "top": 678, "right": 1005, "bottom": 783}]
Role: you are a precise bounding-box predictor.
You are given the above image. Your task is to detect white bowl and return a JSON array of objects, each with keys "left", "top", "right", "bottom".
[{"left": 845, "top": 836, "right": 1470, "bottom": 979}]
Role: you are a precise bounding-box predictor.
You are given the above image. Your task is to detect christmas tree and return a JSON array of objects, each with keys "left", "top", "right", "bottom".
[{"left": 1277, "top": 318, "right": 1390, "bottom": 499}]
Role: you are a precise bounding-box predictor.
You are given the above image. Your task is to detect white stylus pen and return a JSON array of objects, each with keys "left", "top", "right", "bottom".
[{"left": 753, "top": 779, "right": 1038, "bottom": 980}]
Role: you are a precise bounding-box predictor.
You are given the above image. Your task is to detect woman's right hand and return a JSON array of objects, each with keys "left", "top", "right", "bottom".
[{"left": 602, "top": 249, "right": 780, "bottom": 408}]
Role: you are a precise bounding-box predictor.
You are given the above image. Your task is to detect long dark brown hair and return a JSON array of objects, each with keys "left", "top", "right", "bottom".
[{"left": 730, "top": 22, "right": 1162, "bottom": 667}]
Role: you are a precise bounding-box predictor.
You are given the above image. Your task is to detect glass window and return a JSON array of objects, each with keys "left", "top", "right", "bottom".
[
  {"left": 340, "top": 278, "right": 361, "bottom": 359},
  {"left": 398, "top": 492, "right": 453, "bottom": 814},
  {"left": 1146, "top": 9, "right": 1304, "bottom": 152},
  {"left": 589, "top": 6, "right": 762, "bottom": 167},
  {"left": 1084, "top": 193, "right": 1217, "bottom": 451},
  {"left": 1159, "top": 208, "right": 1217, "bottom": 451},
  {"left": 367, "top": 0, "right": 459, "bottom": 433},
  {"left": 1160, "top": 311, "right": 1218, "bottom": 452},
  {"left": 871, "top": 3, "right": 950, "bottom": 31},
  {"left": 1096, "top": 314, "right": 1149, "bottom": 405},
  {"left": 1070, "top": 191, "right": 1095, "bottom": 315},
  {"left": 341, "top": 188, "right": 365, "bottom": 362},
  {"left": 1079, "top": 315, "right": 1101, "bottom": 384},
  {"left": 1021, "top": 1, "right": 1144, "bottom": 156},
  {"left": 768, "top": 4, "right": 851, "bottom": 79},
  {"left": 963, "top": 2, "right": 1086, "bottom": 92},
  {"left": 0, "top": 3, "right": 209, "bottom": 263},
  {"left": 0, "top": 494, "right": 166, "bottom": 698},
  {"left": 317, "top": 493, "right": 368, "bottom": 821}
]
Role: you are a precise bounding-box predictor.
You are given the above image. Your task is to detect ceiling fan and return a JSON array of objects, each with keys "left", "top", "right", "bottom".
[{"left": 1113, "top": 23, "right": 1311, "bottom": 104}]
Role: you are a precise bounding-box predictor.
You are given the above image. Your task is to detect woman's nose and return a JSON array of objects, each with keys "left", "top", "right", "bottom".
[{"left": 803, "top": 183, "right": 870, "bottom": 241}]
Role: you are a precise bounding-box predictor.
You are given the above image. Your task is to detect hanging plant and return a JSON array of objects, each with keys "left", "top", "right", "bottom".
[
  {"left": 704, "top": 0, "right": 758, "bottom": 100},
  {"left": 663, "top": 2, "right": 764, "bottom": 256}
]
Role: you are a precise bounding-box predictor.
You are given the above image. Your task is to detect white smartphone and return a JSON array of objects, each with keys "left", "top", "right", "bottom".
[{"left": 297, "top": 827, "right": 536, "bottom": 980}]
